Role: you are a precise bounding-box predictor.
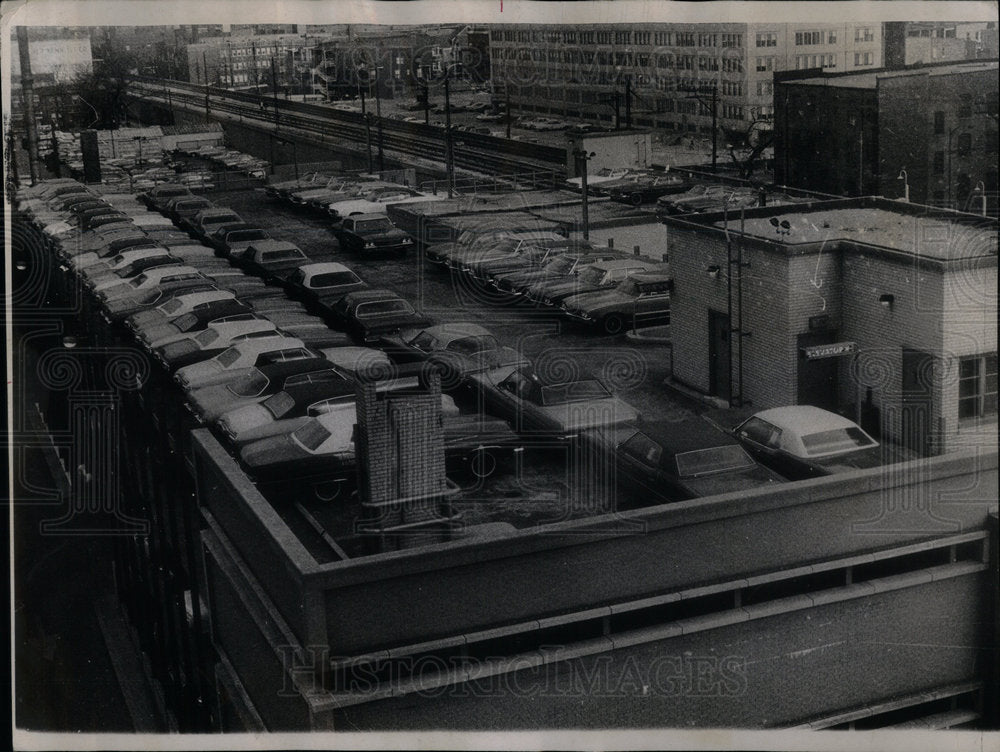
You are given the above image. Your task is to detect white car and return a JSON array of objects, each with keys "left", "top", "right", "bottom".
[
  {"left": 96, "top": 265, "right": 203, "bottom": 302},
  {"left": 126, "top": 290, "right": 239, "bottom": 333},
  {"left": 173, "top": 336, "right": 312, "bottom": 390},
  {"left": 154, "top": 317, "right": 281, "bottom": 370},
  {"left": 326, "top": 186, "right": 434, "bottom": 219},
  {"left": 566, "top": 167, "right": 632, "bottom": 189},
  {"left": 77, "top": 246, "right": 171, "bottom": 276}
]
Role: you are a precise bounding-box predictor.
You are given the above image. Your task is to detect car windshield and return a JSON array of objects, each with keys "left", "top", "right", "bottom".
[
  {"left": 215, "top": 347, "right": 241, "bottom": 367},
  {"left": 675, "top": 445, "right": 755, "bottom": 478},
  {"left": 160, "top": 298, "right": 184, "bottom": 314},
  {"left": 543, "top": 256, "right": 576, "bottom": 274},
  {"left": 173, "top": 313, "right": 199, "bottom": 332},
  {"left": 195, "top": 329, "right": 219, "bottom": 347},
  {"left": 311, "top": 271, "right": 361, "bottom": 287},
  {"left": 447, "top": 334, "right": 499, "bottom": 355},
  {"left": 354, "top": 219, "right": 394, "bottom": 233},
  {"left": 291, "top": 419, "right": 332, "bottom": 452},
  {"left": 577, "top": 267, "right": 606, "bottom": 285},
  {"left": 228, "top": 369, "right": 269, "bottom": 397},
  {"left": 357, "top": 300, "right": 413, "bottom": 317},
  {"left": 616, "top": 279, "right": 639, "bottom": 296},
  {"left": 262, "top": 391, "right": 295, "bottom": 419},
  {"left": 230, "top": 230, "right": 268, "bottom": 242},
  {"left": 205, "top": 214, "right": 240, "bottom": 225},
  {"left": 800, "top": 427, "right": 878, "bottom": 456},
  {"left": 129, "top": 274, "right": 149, "bottom": 288},
  {"left": 541, "top": 379, "right": 611, "bottom": 405},
  {"left": 262, "top": 248, "right": 305, "bottom": 261}
]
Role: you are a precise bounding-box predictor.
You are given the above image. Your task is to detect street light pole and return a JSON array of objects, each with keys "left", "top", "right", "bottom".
[
  {"left": 445, "top": 68, "right": 455, "bottom": 198},
  {"left": 625, "top": 75, "right": 632, "bottom": 130},
  {"left": 573, "top": 149, "right": 593, "bottom": 240},
  {"left": 360, "top": 88, "right": 373, "bottom": 174},
  {"left": 375, "top": 67, "right": 384, "bottom": 173}
]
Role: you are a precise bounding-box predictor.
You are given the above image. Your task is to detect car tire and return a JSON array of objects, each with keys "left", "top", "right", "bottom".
[
  {"left": 601, "top": 313, "right": 626, "bottom": 336},
  {"left": 630, "top": 193, "right": 644, "bottom": 206}
]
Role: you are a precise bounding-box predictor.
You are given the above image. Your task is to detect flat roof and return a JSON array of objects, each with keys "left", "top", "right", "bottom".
[
  {"left": 786, "top": 60, "right": 998, "bottom": 89},
  {"left": 712, "top": 205, "right": 997, "bottom": 262}
]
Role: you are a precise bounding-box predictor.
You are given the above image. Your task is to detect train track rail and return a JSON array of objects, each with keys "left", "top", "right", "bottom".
[{"left": 131, "top": 79, "right": 568, "bottom": 179}]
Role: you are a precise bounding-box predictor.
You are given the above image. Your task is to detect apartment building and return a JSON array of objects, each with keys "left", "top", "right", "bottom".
[
  {"left": 487, "top": 23, "right": 884, "bottom": 140},
  {"left": 186, "top": 34, "right": 314, "bottom": 89}
]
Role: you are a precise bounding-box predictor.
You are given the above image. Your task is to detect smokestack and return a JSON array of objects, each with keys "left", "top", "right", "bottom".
[{"left": 16, "top": 26, "right": 41, "bottom": 184}]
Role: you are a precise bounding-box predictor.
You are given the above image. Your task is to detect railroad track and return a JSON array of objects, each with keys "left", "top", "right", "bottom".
[{"left": 132, "top": 79, "right": 567, "bottom": 179}]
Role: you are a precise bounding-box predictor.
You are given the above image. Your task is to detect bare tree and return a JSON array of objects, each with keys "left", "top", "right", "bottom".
[{"left": 725, "top": 109, "right": 774, "bottom": 181}]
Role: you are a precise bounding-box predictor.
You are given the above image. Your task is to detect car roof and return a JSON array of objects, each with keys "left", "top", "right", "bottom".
[
  {"left": 246, "top": 239, "right": 300, "bottom": 251},
  {"left": 628, "top": 272, "right": 673, "bottom": 283},
  {"left": 628, "top": 419, "right": 740, "bottom": 457},
  {"left": 230, "top": 335, "right": 304, "bottom": 354},
  {"left": 342, "top": 288, "right": 403, "bottom": 304},
  {"left": 749, "top": 406, "right": 861, "bottom": 434},
  {"left": 421, "top": 322, "right": 493, "bottom": 343},
  {"left": 299, "top": 262, "right": 353, "bottom": 276},
  {"left": 197, "top": 208, "right": 242, "bottom": 219},
  {"left": 252, "top": 357, "right": 338, "bottom": 380}
]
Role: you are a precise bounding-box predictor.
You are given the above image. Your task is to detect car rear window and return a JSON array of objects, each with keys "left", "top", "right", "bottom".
[
  {"left": 354, "top": 219, "right": 394, "bottom": 233},
  {"left": 195, "top": 329, "right": 219, "bottom": 347},
  {"left": 800, "top": 427, "right": 877, "bottom": 456},
  {"left": 173, "top": 313, "right": 199, "bottom": 332},
  {"left": 262, "top": 391, "right": 295, "bottom": 418},
  {"left": 231, "top": 230, "right": 269, "bottom": 242},
  {"left": 262, "top": 248, "right": 306, "bottom": 262},
  {"left": 356, "top": 300, "right": 413, "bottom": 317},
  {"left": 674, "top": 446, "right": 755, "bottom": 478},
  {"left": 292, "top": 419, "right": 332, "bottom": 452},
  {"left": 205, "top": 214, "right": 240, "bottom": 225},
  {"left": 229, "top": 369, "right": 270, "bottom": 397},
  {"left": 215, "top": 347, "right": 241, "bottom": 367},
  {"left": 541, "top": 379, "right": 611, "bottom": 406},
  {"left": 311, "top": 271, "right": 361, "bottom": 288}
]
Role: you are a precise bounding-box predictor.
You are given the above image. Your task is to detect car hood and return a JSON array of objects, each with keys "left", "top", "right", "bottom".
[
  {"left": 141, "top": 322, "right": 183, "bottom": 346},
  {"left": 175, "top": 360, "right": 239, "bottom": 390},
  {"left": 240, "top": 433, "right": 308, "bottom": 470},
  {"left": 159, "top": 338, "right": 200, "bottom": 361},
  {"left": 681, "top": 464, "right": 784, "bottom": 498},
  {"left": 536, "top": 397, "right": 638, "bottom": 431},
  {"left": 229, "top": 415, "right": 312, "bottom": 446},
  {"left": 188, "top": 385, "right": 262, "bottom": 423},
  {"left": 217, "top": 402, "right": 277, "bottom": 439},
  {"left": 561, "top": 289, "right": 631, "bottom": 311}
]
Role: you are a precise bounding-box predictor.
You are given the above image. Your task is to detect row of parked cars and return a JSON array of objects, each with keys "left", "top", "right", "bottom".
[
  {"left": 172, "top": 143, "right": 270, "bottom": 180},
  {"left": 424, "top": 229, "right": 672, "bottom": 336},
  {"left": 19, "top": 177, "right": 889, "bottom": 507}
]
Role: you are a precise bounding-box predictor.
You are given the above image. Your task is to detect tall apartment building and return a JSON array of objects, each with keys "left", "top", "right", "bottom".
[
  {"left": 186, "top": 34, "right": 314, "bottom": 89},
  {"left": 487, "top": 23, "right": 884, "bottom": 140}
]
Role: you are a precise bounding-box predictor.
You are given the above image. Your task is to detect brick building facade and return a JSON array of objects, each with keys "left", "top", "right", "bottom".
[
  {"left": 774, "top": 60, "right": 999, "bottom": 209},
  {"left": 663, "top": 197, "right": 997, "bottom": 456}
]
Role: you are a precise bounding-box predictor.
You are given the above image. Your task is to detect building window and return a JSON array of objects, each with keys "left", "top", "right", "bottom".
[
  {"left": 855, "top": 26, "right": 875, "bottom": 42},
  {"left": 722, "top": 57, "right": 743, "bottom": 73},
  {"left": 721, "top": 33, "right": 743, "bottom": 47},
  {"left": 828, "top": 31, "right": 838, "bottom": 44},
  {"left": 958, "top": 102, "right": 973, "bottom": 118},
  {"left": 723, "top": 80, "right": 743, "bottom": 96},
  {"left": 755, "top": 32, "right": 777, "bottom": 48},
  {"left": 635, "top": 31, "right": 651, "bottom": 45},
  {"left": 934, "top": 110, "right": 946, "bottom": 134},
  {"left": 723, "top": 104, "right": 744, "bottom": 120},
  {"left": 959, "top": 353, "right": 998, "bottom": 420},
  {"left": 823, "top": 54, "right": 837, "bottom": 68},
  {"left": 654, "top": 31, "right": 673, "bottom": 45},
  {"left": 957, "top": 132, "right": 972, "bottom": 155},
  {"left": 756, "top": 80, "right": 773, "bottom": 96},
  {"left": 676, "top": 32, "right": 696, "bottom": 46},
  {"left": 596, "top": 31, "right": 612, "bottom": 44},
  {"left": 933, "top": 151, "right": 945, "bottom": 174},
  {"left": 615, "top": 31, "right": 632, "bottom": 45},
  {"left": 795, "top": 30, "right": 823, "bottom": 45},
  {"left": 756, "top": 56, "right": 774, "bottom": 72},
  {"left": 854, "top": 51, "right": 874, "bottom": 66},
  {"left": 698, "top": 33, "right": 717, "bottom": 47}
]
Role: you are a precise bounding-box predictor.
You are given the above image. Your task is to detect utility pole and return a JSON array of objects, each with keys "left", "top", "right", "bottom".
[
  {"left": 710, "top": 82, "right": 718, "bottom": 172},
  {"left": 505, "top": 83, "right": 511, "bottom": 139},
  {"left": 573, "top": 149, "right": 592, "bottom": 240},
  {"left": 360, "top": 88, "right": 373, "bottom": 173},
  {"left": 445, "top": 70, "right": 455, "bottom": 198},
  {"left": 270, "top": 56, "right": 280, "bottom": 127},
  {"left": 422, "top": 80, "right": 430, "bottom": 125},
  {"left": 375, "top": 67, "right": 384, "bottom": 172},
  {"left": 16, "top": 26, "right": 40, "bottom": 184},
  {"left": 203, "top": 50, "right": 210, "bottom": 122},
  {"left": 613, "top": 89, "right": 621, "bottom": 130},
  {"left": 625, "top": 76, "right": 632, "bottom": 130}
]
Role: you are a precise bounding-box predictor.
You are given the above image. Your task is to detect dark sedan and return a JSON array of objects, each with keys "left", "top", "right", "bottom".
[
  {"left": 282, "top": 262, "right": 368, "bottom": 310},
  {"left": 614, "top": 419, "right": 785, "bottom": 503},
  {"left": 325, "top": 289, "right": 432, "bottom": 344},
  {"left": 207, "top": 224, "right": 272, "bottom": 258},
  {"left": 334, "top": 214, "right": 416, "bottom": 256},
  {"left": 231, "top": 240, "right": 310, "bottom": 284},
  {"left": 378, "top": 322, "right": 529, "bottom": 391},
  {"left": 609, "top": 173, "right": 690, "bottom": 205},
  {"left": 490, "top": 250, "right": 627, "bottom": 298},
  {"left": 733, "top": 406, "right": 885, "bottom": 480}
]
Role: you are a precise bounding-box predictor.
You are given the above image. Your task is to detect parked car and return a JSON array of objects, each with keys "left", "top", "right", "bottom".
[
  {"left": 327, "top": 186, "right": 435, "bottom": 220},
  {"left": 182, "top": 208, "right": 244, "bottom": 238},
  {"left": 461, "top": 237, "right": 584, "bottom": 285},
  {"left": 609, "top": 174, "right": 690, "bottom": 205},
  {"left": 424, "top": 229, "right": 565, "bottom": 268},
  {"left": 138, "top": 302, "right": 256, "bottom": 350},
  {"left": 561, "top": 271, "right": 672, "bottom": 335},
  {"left": 565, "top": 167, "right": 632, "bottom": 190},
  {"left": 334, "top": 214, "right": 416, "bottom": 255},
  {"left": 87, "top": 254, "right": 182, "bottom": 290},
  {"left": 126, "top": 289, "right": 240, "bottom": 333},
  {"left": 163, "top": 195, "right": 214, "bottom": 222},
  {"left": 239, "top": 401, "right": 521, "bottom": 485},
  {"left": 101, "top": 279, "right": 219, "bottom": 323},
  {"left": 185, "top": 357, "right": 344, "bottom": 423},
  {"left": 442, "top": 231, "right": 566, "bottom": 271},
  {"left": 526, "top": 258, "right": 661, "bottom": 307},
  {"left": 490, "top": 249, "right": 626, "bottom": 298},
  {"left": 470, "top": 365, "right": 639, "bottom": 440},
  {"left": 614, "top": 419, "right": 785, "bottom": 503},
  {"left": 264, "top": 171, "right": 331, "bottom": 198},
  {"left": 207, "top": 224, "right": 272, "bottom": 258},
  {"left": 74, "top": 244, "right": 166, "bottom": 273},
  {"left": 173, "top": 336, "right": 316, "bottom": 390},
  {"left": 153, "top": 317, "right": 281, "bottom": 371},
  {"left": 655, "top": 184, "right": 730, "bottom": 215},
  {"left": 325, "top": 289, "right": 432, "bottom": 344},
  {"left": 378, "top": 323, "right": 529, "bottom": 390},
  {"left": 733, "top": 406, "right": 884, "bottom": 480},
  {"left": 282, "top": 262, "right": 368, "bottom": 308},
  {"left": 141, "top": 184, "right": 194, "bottom": 211},
  {"left": 95, "top": 265, "right": 204, "bottom": 303},
  {"left": 231, "top": 240, "right": 310, "bottom": 283}
]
